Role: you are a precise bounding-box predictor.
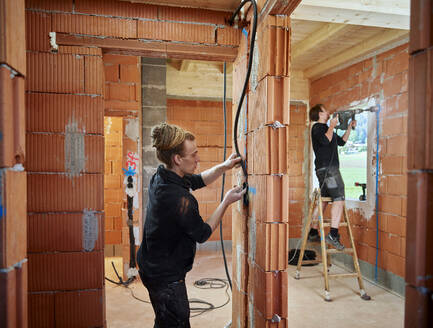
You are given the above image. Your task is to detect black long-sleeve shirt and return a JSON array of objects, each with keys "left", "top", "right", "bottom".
[
  {"left": 311, "top": 123, "right": 346, "bottom": 170},
  {"left": 137, "top": 165, "right": 212, "bottom": 284}
]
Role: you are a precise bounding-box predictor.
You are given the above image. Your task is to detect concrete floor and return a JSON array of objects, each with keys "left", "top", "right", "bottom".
[{"left": 105, "top": 250, "right": 404, "bottom": 327}]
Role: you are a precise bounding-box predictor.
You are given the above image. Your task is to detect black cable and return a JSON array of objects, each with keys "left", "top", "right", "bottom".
[
  {"left": 229, "top": 0, "right": 258, "bottom": 195},
  {"left": 220, "top": 61, "right": 233, "bottom": 292}
]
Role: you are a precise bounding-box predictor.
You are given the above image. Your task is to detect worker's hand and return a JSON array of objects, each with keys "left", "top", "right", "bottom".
[
  {"left": 350, "top": 119, "right": 357, "bottom": 129},
  {"left": 223, "top": 186, "right": 247, "bottom": 205},
  {"left": 223, "top": 153, "right": 242, "bottom": 171},
  {"left": 330, "top": 114, "right": 339, "bottom": 128}
]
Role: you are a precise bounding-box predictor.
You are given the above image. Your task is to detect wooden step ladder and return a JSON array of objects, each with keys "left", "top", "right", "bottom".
[{"left": 294, "top": 188, "right": 371, "bottom": 302}]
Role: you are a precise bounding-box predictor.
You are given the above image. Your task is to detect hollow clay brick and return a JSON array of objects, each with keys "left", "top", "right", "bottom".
[{"left": 0, "top": 170, "right": 27, "bottom": 269}]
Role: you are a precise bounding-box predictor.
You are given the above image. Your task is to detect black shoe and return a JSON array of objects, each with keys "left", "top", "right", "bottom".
[
  {"left": 325, "top": 233, "right": 345, "bottom": 250},
  {"left": 308, "top": 233, "right": 321, "bottom": 243}
]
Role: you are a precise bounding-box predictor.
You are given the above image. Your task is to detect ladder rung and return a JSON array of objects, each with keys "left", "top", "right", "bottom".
[
  {"left": 301, "top": 259, "right": 322, "bottom": 265},
  {"left": 321, "top": 197, "right": 333, "bottom": 202},
  {"left": 327, "top": 248, "right": 354, "bottom": 254},
  {"left": 322, "top": 222, "right": 348, "bottom": 227},
  {"left": 327, "top": 273, "right": 359, "bottom": 279}
]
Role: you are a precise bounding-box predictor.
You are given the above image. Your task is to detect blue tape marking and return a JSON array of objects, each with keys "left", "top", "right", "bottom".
[
  {"left": 122, "top": 166, "right": 136, "bottom": 176},
  {"left": 0, "top": 205, "right": 4, "bottom": 218},
  {"left": 249, "top": 187, "right": 256, "bottom": 195},
  {"left": 242, "top": 28, "right": 248, "bottom": 37}
]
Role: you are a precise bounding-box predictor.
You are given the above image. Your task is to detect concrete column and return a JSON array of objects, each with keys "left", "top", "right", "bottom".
[{"left": 141, "top": 57, "right": 167, "bottom": 220}]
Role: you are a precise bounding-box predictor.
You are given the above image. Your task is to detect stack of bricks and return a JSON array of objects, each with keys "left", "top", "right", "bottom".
[
  {"left": 103, "top": 54, "right": 142, "bottom": 278},
  {"left": 232, "top": 16, "right": 291, "bottom": 328},
  {"left": 405, "top": 0, "right": 433, "bottom": 324},
  {"left": 0, "top": 1, "right": 27, "bottom": 327},
  {"left": 26, "top": 1, "right": 106, "bottom": 326},
  {"left": 104, "top": 117, "right": 123, "bottom": 255},
  {"left": 167, "top": 98, "right": 233, "bottom": 241},
  {"left": 310, "top": 43, "right": 409, "bottom": 281}
]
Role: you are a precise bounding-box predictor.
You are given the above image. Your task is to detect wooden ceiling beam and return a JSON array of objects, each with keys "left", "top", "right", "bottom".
[
  {"left": 304, "top": 29, "right": 408, "bottom": 79},
  {"left": 291, "top": 0, "right": 410, "bottom": 30},
  {"left": 292, "top": 23, "right": 349, "bottom": 60}
]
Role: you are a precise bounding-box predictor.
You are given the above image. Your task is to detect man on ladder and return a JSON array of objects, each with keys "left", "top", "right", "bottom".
[{"left": 308, "top": 104, "right": 356, "bottom": 250}]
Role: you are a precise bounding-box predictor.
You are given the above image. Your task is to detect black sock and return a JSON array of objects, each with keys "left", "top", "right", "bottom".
[
  {"left": 330, "top": 228, "right": 339, "bottom": 238},
  {"left": 309, "top": 228, "right": 318, "bottom": 236}
]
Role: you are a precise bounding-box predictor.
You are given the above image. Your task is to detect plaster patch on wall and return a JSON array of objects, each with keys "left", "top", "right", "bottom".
[
  {"left": 105, "top": 117, "right": 112, "bottom": 135},
  {"left": 125, "top": 119, "right": 139, "bottom": 141},
  {"left": 65, "top": 116, "right": 86, "bottom": 177},
  {"left": 250, "top": 37, "right": 259, "bottom": 91},
  {"left": 248, "top": 300, "right": 255, "bottom": 328},
  {"left": 236, "top": 245, "right": 242, "bottom": 290},
  {"left": 83, "top": 209, "right": 98, "bottom": 252},
  {"left": 248, "top": 216, "right": 256, "bottom": 263}
]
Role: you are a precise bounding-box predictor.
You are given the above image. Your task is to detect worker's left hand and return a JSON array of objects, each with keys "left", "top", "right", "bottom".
[
  {"left": 350, "top": 119, "right": 357, "bottom": 129},
  {"left": 223, "top": 153, "right": 242, "bottom": 170}
]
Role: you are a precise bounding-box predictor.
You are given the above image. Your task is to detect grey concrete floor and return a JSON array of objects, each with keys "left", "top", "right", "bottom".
[{"left": 105, "top": 250, "right": 404, "bottom": 327}]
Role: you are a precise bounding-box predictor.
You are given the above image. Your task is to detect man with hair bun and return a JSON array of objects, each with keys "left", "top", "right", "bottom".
[{"left": 137, "top": 122, "right": 245, "bottom": 328}]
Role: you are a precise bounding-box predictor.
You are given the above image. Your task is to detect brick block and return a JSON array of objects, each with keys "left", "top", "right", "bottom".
[
  {"left": 28, "top": 213, "right": 103, "bottom": 253},
  {"left": 0, "top": 170, "right": 26, "bottom": 268},
  {"left": 409, "top": 0, "right": 433, "bottom": 54},
  {"left": 75, "top": 0, "right": 157, "bottom": 19},
  {"left": 408, "top": 48, "right": 433, "bottom": 169},
  {"left": 256, "top": 20, "right": 290, "bottom": 81},
  {"left": 217, "top": 27, "right": 241, "bottom": 46},
  {"left": 104, "top": 64, "right": 119, "bottom": 82},
  {"left": 385, "top": 50, "right": 409, "bottom": 76},
  {"left": 27, "top": 173, "right": 104, "bottom": 212},
  {"left": 158, "top": 6, "right": 228, "bottom": 25},
  {"left": 252, "top": 126, "right": 287, "bottom": 174},
  {"left": 84, "top": 55, "right": 104, "bottom": 95},
  {"left": 105, "top": 230, "right": 122, "bottom": 245},
  {"left": 54, "top": 289, "right": 104, "bottom": 327},
  {"left": 405, "top": 171, "right": 433, "bottom": 289},
  {"left": 26, "top": 52, "right": 85, "bottom": 93},
  {"left": 248, "top": 263, "right": 288, "bottom": 320},
  {"left": 137, "top": 20, "right": 215, "bottom": 44},
  {"left": 120, "top": 64, "right": 140, "bottom": 83},
  {"left": 255, "top": 222, "right": 288, "bottom": 271},
  {"left": 53, "top": 13, "right": 137, "bottom": 39},
  {"left": 0, "top": 267, "right": 15, "bottom": 328},
  {"left": 28, "top": 251, "right": 104, "bottom": 291},
  {"left": 381, "top": 156, "right": 403, "bottom": 174},
  {"left": 26, "top": 11, "right": 51, "bottom": 52},
  {"left": 0, "top": 0, "right": 25, "bottom": 75},
  {"left": 249, "top": 76, "right": 290, "bottom": 132},
  {"left": 105, "top": 202, "right": 122, "bottom": 218},
  {"left": 26, "top": 93, "right": 103, "bottom": 134},
  {"left": 26, "top": 134, "right": 104, "bottom": 174},
  {"left": 0, "top": 67, "right": 25, "bottom": 167},
  {"left": 15, "top": 260, "right": 28, "bottom": 328},
  {"left": 28, "top": 293, "right": 55, "bottom": 328},
  {"left": 404, "top": 285, "right": 433, "bottom": 327},
  {"left": 386, "top": 134, "right": 407, "bottom": 156},
  {"left": 248, "top": 175, "right": 289, "bottom": 223}
]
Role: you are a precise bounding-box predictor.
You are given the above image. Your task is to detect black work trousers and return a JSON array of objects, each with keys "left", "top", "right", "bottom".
[{"left": 140, "top": 272, "right": 191, "bottom": 328}]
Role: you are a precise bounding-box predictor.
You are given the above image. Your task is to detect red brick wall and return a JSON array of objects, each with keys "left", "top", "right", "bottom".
[
  {"left": 104, "top": 117, "right": 123, "bottom": 247},
  {"left": 232, "top": 16, "right": 291, "bottom": 328},
  {"left": 103, "top": 54, "right": 142, "bottom": 275},
  {"left": 167, "top": 98, "right": 233, "bottom": 241},
  {"left": 310, "top": 44, "right": 409, "bottom": 278}
]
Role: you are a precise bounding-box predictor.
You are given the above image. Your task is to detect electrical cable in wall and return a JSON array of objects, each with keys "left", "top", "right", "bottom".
[
  {"left": 375, "top": 103, "right": 381, "bottom": 281},
  {"left": 219, "top": 61, "right": 233, "bottom": 291},
  {"left": 229, "top": 0, "right": 258, "bottom": 205}
]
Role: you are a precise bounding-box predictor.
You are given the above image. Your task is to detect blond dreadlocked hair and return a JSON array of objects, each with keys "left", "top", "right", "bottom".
[{"left": 151, "top": 123, "right": 195, "bottom": 168}]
